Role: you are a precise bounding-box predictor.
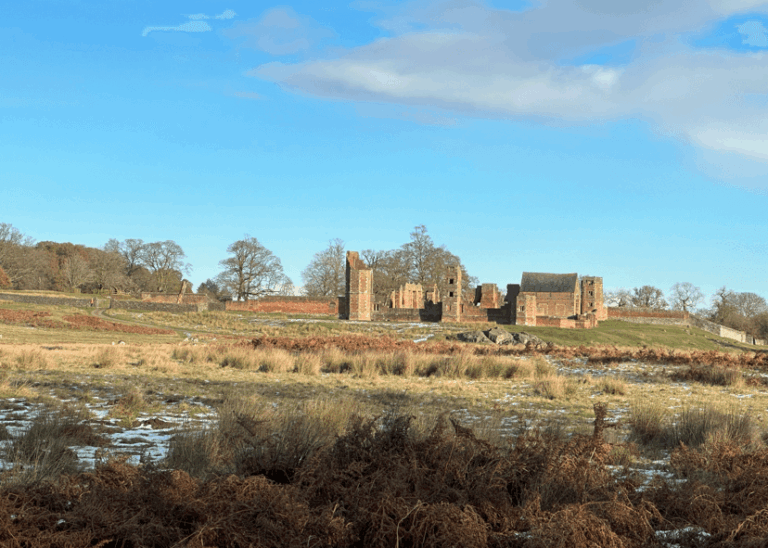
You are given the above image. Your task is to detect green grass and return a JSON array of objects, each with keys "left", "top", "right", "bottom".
[{"left": 503, "top": 320, "right": 760, "bottom": 353}]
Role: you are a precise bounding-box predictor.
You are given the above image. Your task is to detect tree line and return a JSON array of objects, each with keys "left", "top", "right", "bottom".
[
  {"left": 0, "top": 223, "right": 474, "bottom": 305},
  {"left": 607, "top": 283, "right": 768, "bottom": 339},
  {"left": 2, "top": 221, "right": 765, "bottom": 338}
]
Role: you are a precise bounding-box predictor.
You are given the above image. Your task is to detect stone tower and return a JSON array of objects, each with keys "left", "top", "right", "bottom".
[
  {"left": 442, "top": 265, "right": 462, "bottom": 322},
  {"left": 345, "top": 251, "right": 372, "bottom": 321},
  {"left": 580, "top": 276, "right": 606, "bottom": 320}
]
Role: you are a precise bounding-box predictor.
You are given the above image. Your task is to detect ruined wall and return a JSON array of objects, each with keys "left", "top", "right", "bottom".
[
  {"left": 515, "top": 293, "right": 537, "bottom": 326},
  {"left": 475, "top": 284, "right": 501, "bottom": 309},
  {"left": 391, "top": 283, "right": 424, "bottom": 309},
  {"left": 461, "top": 303, "right": 510, "bottom": 323},
  {"left": 226, "top": 297, "right": 339, "bottom": 315},
  {"left": 345, "top": 252, "right": 373, "bottom": 321}
]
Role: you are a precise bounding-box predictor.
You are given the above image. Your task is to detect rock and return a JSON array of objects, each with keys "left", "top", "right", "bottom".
[
  {"left": 513, "top": 332, "right": 543, "bottom": 346},
  {"left": 484, "top": 327, "right": 515, "bottom": 345},
  {"left": 457, "top": 330, "right": 492, "bottom": 344}
]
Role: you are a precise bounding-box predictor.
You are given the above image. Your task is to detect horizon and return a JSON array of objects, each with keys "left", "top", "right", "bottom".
[{"left": 3, "top": 1, "right": 767, "bottom": 304}]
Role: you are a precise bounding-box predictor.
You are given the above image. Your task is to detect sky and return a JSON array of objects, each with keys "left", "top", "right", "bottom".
[{"left": 2, "top": 0, "right": 768, "bottom": 304}]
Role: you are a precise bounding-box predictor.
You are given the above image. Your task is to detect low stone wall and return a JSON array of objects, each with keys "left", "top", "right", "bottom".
[
  {"left": 141, "top": 293, "right": 208, "bottom": 305},
  {"left": 0, "top": 292, "right": 97, "bottom": 308},
  {"left": 535, "top": 316, "right": 597, "bottom": 329},
  {"left": 109, "top": 299, "right": 200, "bottom": 313},
  {"left": 226, "top": 296, "right": 340, "bottom": 315},
  {"left": 607, "top": 307, "right": 689, "bottom": 325},
  {"left": 688, "top": 315, "right": 748, "bottom": 344}
]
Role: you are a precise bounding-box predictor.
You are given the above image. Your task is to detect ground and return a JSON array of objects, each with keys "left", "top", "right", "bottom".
[{"left": 1, "top": 300, "right": 768, "bottom": 546}]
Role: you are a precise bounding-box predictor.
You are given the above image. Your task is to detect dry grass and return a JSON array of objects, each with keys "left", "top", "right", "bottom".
[{"left": 629, "top": 400, "right": 759, "bottom": 450}]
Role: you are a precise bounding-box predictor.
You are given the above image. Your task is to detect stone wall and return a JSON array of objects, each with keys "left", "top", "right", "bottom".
[
  {"left": 607, "top": 307, "right": 690, "bottom": 325},
  {"left": 141, "top": 293, "right": 208, "bottom": 305},
  {"left": 109, "top": 299, "right": 201, "bottom": 313},
  {"left": 689, "top": 315, "right": 748, "bottom": 343},
  {"left": 226, "top": 297, "right": 339, "bottom": 315},
  {"left": 535, "top": 315, "right": 597, "bottom": 329},
  {"left": 0, "top": 292, "right": 101, "bottom": 308}
]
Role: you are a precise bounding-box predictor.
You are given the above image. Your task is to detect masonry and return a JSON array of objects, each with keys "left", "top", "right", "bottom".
[
  {"left": 226, "top": 296, "right": 339, "bottom": 315},
  {"left": 342, "top": 252, "right": 605, "bottom": 329}
]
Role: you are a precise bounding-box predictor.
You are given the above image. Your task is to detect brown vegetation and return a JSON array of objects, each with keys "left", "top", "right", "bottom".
[{"left": 3, "top": 403, "right": 768, "bottom": 547}]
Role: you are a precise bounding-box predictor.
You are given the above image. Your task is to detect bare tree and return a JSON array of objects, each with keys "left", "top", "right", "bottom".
[
  {"left": 401, "top": 226, "right": 476, "bottom": 300},
  {"left": 604, "top": 288, "right": 632, "bottom": 307},
  {"left": 217, "top": 236, "right": 290, "bottom": 301},
  {"left": 0, "top": 223, "right": 37, "bottom": 287},
  {"left": 669, "top": 282, "right": 704, "bottom": 313},
  {"left": 734, "top": 292, "right": 768, "bottom": 317},
  {"left": 60, "top": 254, "right": 93, "bottom": 291},
  {"left": 119, "top": 239, "right": 146, "bottom": 274},
  {"left": 90, "top": 246, "right": 130, "bottom": 292},
  {"left": 630, "top": 286, "right": 668, "bottom": 309},
  {"left": 140, "top": 240, "right": 190, "bottom": 292},
  {"left": 301, "top": 239, "right": 346, "bottom": 297}
]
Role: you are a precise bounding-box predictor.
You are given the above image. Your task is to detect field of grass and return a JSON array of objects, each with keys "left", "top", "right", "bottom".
[{"left": 2, "top": 300, "right": 768, "bottom": 545}]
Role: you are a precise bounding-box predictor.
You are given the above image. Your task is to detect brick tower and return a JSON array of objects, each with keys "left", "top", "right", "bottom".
[{"left": 345, "top": 251, "right": 372, "bottom": 321}]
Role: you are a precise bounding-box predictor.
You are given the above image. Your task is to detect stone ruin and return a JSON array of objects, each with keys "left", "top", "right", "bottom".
[{"left": 341, "top": 251, "right": 606, "bottom": 329}]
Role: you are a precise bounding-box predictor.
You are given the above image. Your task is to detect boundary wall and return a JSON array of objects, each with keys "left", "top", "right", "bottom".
[
  {"left": 608, "top": 306, "right": 766, "bottom": 346},
  {"left": 0, "top": 292, "right": 222, "bottom": 313},
  {"left": 227, "top": 296, "right": 339, "bottom": 315},
  {"left": 0, "top": 293, "right": 108, "bottom": 308},
  {"left": 607, "top": 307, "right": 690, "bottom": 325}
]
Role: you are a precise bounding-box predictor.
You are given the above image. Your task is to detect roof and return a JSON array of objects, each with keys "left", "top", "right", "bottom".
[{"left": 520, "top": 272, "right": 579, "bottom": 293}]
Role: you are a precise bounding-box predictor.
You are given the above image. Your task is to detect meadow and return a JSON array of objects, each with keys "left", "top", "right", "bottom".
[{"left": 1, "top": 302, "right": 768, "bottom": 546}]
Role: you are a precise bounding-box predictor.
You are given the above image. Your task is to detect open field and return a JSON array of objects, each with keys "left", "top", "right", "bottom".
[{"left": 2, "top": 301, "right": 768, "bottom": 545}]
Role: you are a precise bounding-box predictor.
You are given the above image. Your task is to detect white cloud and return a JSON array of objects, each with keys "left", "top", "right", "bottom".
[
  {"left": 142, "top": 21, "right": 212, "bottom": 37},
  {"left": 216, "top": 9, "right": 237, "bottom": 20},
  {"left": 737, "top": 20, "right": 768, "bottom": 46},
  {"left": 246, "top": 0, "right": 768, "bottom": 181},
  {"left": 224, "top": 7, "right": 334, "bottom": 55},
  {"left": 143, "top": 9, "right": 236, "bottom": 36}
]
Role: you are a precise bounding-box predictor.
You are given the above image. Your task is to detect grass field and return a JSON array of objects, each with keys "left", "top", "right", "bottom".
[{"left": 2, "top": 300, "right": 768, "bottom": 545}]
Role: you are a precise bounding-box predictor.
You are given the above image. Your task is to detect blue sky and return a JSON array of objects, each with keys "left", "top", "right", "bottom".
[{"left": 2, "top": 0, "right": 768, "bottom": 304}]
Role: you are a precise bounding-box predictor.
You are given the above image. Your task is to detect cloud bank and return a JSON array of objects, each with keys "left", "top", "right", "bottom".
[{"left": 246, "top": 0, "right": 768, "bottom": 181}]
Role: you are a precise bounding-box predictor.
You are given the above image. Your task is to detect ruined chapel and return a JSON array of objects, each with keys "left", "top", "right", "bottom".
[{"left": 340, "top": 251, "right": 606, "bottom": 328}]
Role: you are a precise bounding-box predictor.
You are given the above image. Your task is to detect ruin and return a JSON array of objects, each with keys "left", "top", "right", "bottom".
[{"left": 341, "top": 251, "right": 605, "bottom": 328}]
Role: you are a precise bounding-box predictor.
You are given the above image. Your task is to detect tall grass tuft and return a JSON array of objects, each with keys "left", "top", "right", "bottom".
[
  {"left": 629, "top": 401, "right": 758, "bottom": 449},
  {"left": 15, "top": 350, "right": 49, "bottom": 370},
  {"left": 295, "top": 352, "right": 323, "bottom": 375},
  {"left": 2, "top": 408, "right": 100, "bottom": 486}
]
